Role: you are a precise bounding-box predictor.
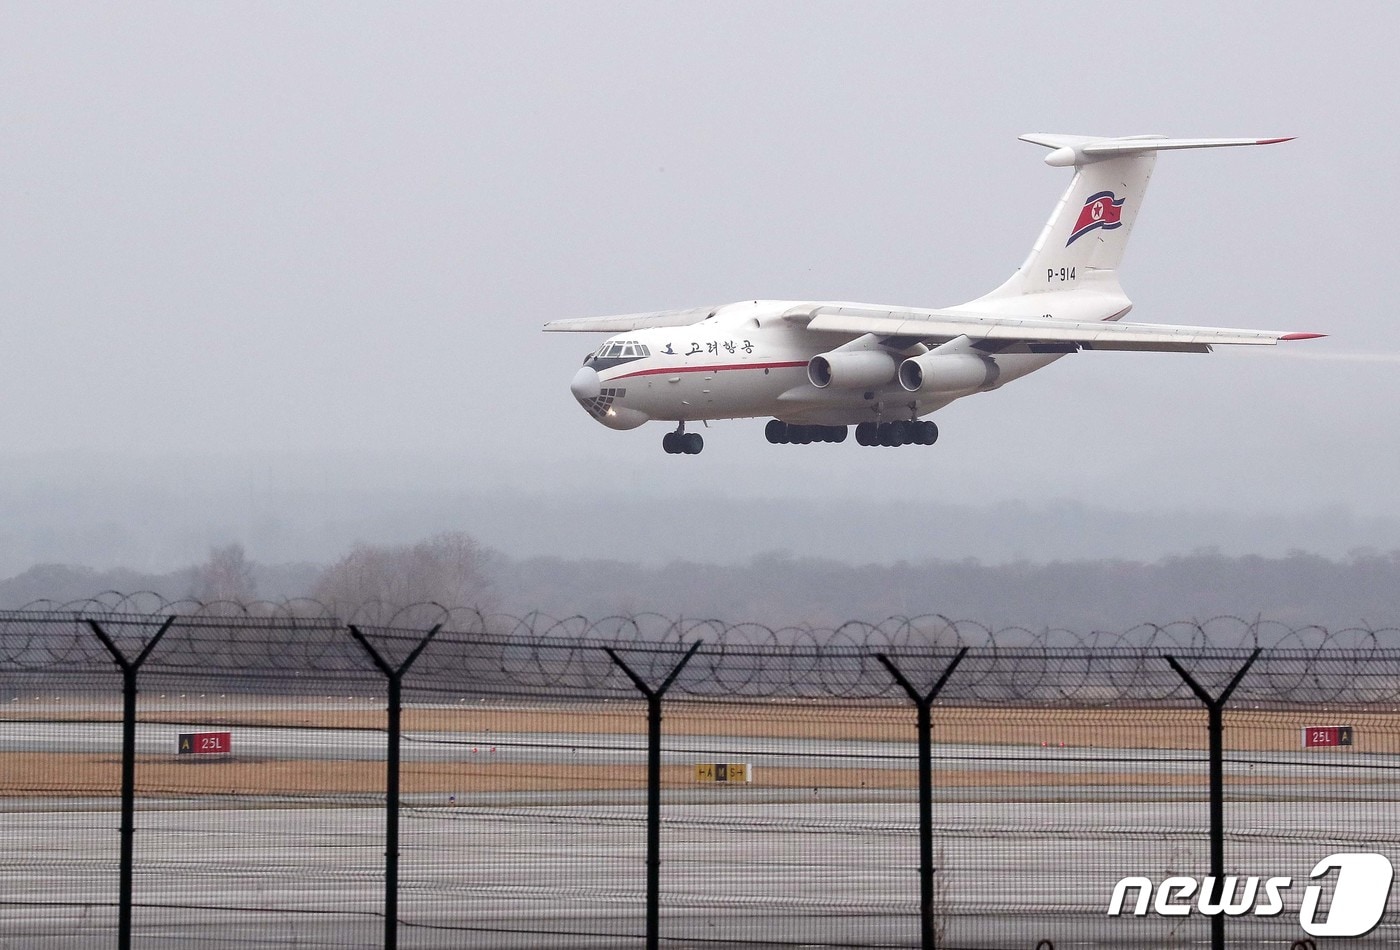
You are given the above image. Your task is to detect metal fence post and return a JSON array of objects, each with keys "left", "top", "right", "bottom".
[
  {"left": 1164, "top": 650, "right": 1260, "bottom": 950},
  {"left": 604, "top": 640, "right": 703, "bottom": 950},
  {"left": 876, "top": 649, "right": 968, "bottom": 950},
  {"left": 86, "top": 616, "right": 176, "bottom": 950},
  {"left": 349, "top": 623, "right": 443, "bottom": 950}
]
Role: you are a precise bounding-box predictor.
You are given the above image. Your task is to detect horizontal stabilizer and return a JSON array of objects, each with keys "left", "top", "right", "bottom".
[{"left": 1020, "top": 133, "right": 1294, "bottom": 167}]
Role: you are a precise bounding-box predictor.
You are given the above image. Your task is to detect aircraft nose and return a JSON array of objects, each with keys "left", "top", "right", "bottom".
[{"left": 570, "top": 365, "right": 601, "bottom": 402}]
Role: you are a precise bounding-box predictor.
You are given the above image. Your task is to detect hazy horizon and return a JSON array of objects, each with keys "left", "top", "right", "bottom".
[
  {"left": 3, "top": 449, "right": 1400, "bottom": 578},
  {"left": 3, "top": 5, "right": 1398, "bottom": 592}
]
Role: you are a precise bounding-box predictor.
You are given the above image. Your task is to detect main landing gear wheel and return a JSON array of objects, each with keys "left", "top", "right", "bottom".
[
  {"left": 856, "top": 420, "right": 938, "bottom": 447},
  {"left": 663, "top": 430, "right": 703, "bottom": 455},
  {"left": 765, "top": 420, "right": 848, "bottom": 444}
]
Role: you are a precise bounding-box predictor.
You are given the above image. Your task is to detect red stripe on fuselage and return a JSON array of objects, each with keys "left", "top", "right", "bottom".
[{"left": 610, "top": 360, "right": 808, "bottom": 381}]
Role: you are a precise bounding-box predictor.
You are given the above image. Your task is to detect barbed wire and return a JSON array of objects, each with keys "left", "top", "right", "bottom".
[{"left": 4, "top": 594, "right": 1400, "bottom": 706}]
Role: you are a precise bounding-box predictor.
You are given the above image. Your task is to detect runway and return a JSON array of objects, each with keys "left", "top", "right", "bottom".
[
  {"left": 5, "top": 713, "right": 1400, "bottom": 947},
  {"left": 3, "top": 799, "right": 1399, "bottom": 948}
]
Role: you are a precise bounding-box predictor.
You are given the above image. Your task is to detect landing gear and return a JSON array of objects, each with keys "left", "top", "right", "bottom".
[
  {"left": 663, "top": 426, "right": 703, "bottom": 455},
  {"left": 764, "top": 418, "right": 937, "bottom": 448},
  {"left": 855, "top": 420, "right": 938, "bottom": 447},
  {"left": 765, "top": 421, "right": 848, "bottom": 444}
]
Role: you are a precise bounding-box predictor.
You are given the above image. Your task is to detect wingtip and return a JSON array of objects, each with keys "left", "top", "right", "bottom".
[
  {"left": 1256, "top": 136, "right": 1297, "bottom": 145},
  {"left": 1280, "top": 332, "right": 1326, "bottom": 341}
]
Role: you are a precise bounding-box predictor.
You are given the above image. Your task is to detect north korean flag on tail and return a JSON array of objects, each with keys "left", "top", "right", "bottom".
[{"left": 1066, "top": 191, "right": 1125, "bottom": 246}]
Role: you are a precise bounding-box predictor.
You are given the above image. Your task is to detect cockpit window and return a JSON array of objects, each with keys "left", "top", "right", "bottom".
[{"left": 587, "top": 340, "right": 649, "bottom": 369}]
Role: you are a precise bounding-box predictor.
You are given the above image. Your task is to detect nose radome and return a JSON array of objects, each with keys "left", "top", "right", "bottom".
[{"left": 570, "top": 366, "right": 601, "bottom": 401}]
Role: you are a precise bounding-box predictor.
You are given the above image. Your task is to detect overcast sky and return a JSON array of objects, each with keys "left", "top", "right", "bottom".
[{"left": 3, "top": 3, "right": 1399, "bottom": 571}]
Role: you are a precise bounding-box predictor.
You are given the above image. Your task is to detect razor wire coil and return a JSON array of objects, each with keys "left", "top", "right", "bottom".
[{"left": 5, "top": 594, "right": 1400, "bottom": 706}]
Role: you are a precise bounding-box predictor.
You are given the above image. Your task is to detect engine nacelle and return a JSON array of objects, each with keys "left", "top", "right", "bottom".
[
  {"left": 807, "top": 349, "right": 899, "bottom": 389},
  {"left": 897, "top": 352, "right": 1000, "bottom": 394}
]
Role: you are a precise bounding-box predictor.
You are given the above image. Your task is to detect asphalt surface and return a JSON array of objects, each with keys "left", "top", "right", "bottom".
[
  {"left": 4, "top": 799, "right": 1399, "bottom": 948},
  {"left": 5, "top": 718, "right": 1400, "bottom": 947}
]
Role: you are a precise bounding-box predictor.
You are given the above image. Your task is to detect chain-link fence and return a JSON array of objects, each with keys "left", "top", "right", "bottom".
[{"left": 3, "top": 601, "right": 1398, "bottom": 949}]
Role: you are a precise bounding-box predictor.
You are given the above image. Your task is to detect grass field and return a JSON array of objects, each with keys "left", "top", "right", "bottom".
[
  {"left": 2, "top": 700, "right": 1390, "bottom": 797},
  {"left": 5, "top": 699, "right": 1397, "bottom": 749}
]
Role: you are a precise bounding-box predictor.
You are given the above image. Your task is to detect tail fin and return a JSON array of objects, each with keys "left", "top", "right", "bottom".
[{"left": 975, "top": 133, "right": 1293, "bottom": 303}]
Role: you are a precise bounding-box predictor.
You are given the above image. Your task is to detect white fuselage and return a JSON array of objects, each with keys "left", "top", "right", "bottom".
[{"left": 568, "top": 296, "right": 1116, "bottom": 430}]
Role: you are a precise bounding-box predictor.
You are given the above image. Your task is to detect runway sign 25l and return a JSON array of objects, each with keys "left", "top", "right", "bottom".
[
  {"left": 177, "top": 731, "right": 231, "bottom": 755},
  {"left": 1302, "top": 725, "right": 1354, "bottom": 747}
]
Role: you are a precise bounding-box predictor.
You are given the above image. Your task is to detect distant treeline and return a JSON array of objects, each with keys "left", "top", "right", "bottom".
[
  {"left": 492, "top": 549, "right": 1400, "bottom": 630},
  {"left": 3, "top": 536, "right": 1399, "bottom": 631}
]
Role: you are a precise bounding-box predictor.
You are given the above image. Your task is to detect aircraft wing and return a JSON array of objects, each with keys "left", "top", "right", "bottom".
[
  {"left": 794, "top": 305, "right": 1323, "bottom": 352},
  {"left": 543, "top": 307, "right": 718, "bottom": 332}
]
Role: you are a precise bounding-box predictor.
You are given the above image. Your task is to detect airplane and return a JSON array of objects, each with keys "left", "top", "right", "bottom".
[{"left": 544, "top": 133, "right": 1323, "bottom": 455}]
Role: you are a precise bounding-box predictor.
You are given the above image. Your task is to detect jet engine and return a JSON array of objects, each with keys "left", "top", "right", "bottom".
[
  {"left": 897, "top": 351, "right": 1000, "bottom": 394},
  {"left": 807, "top": 349, "right": 899, "bottom": 389}
]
